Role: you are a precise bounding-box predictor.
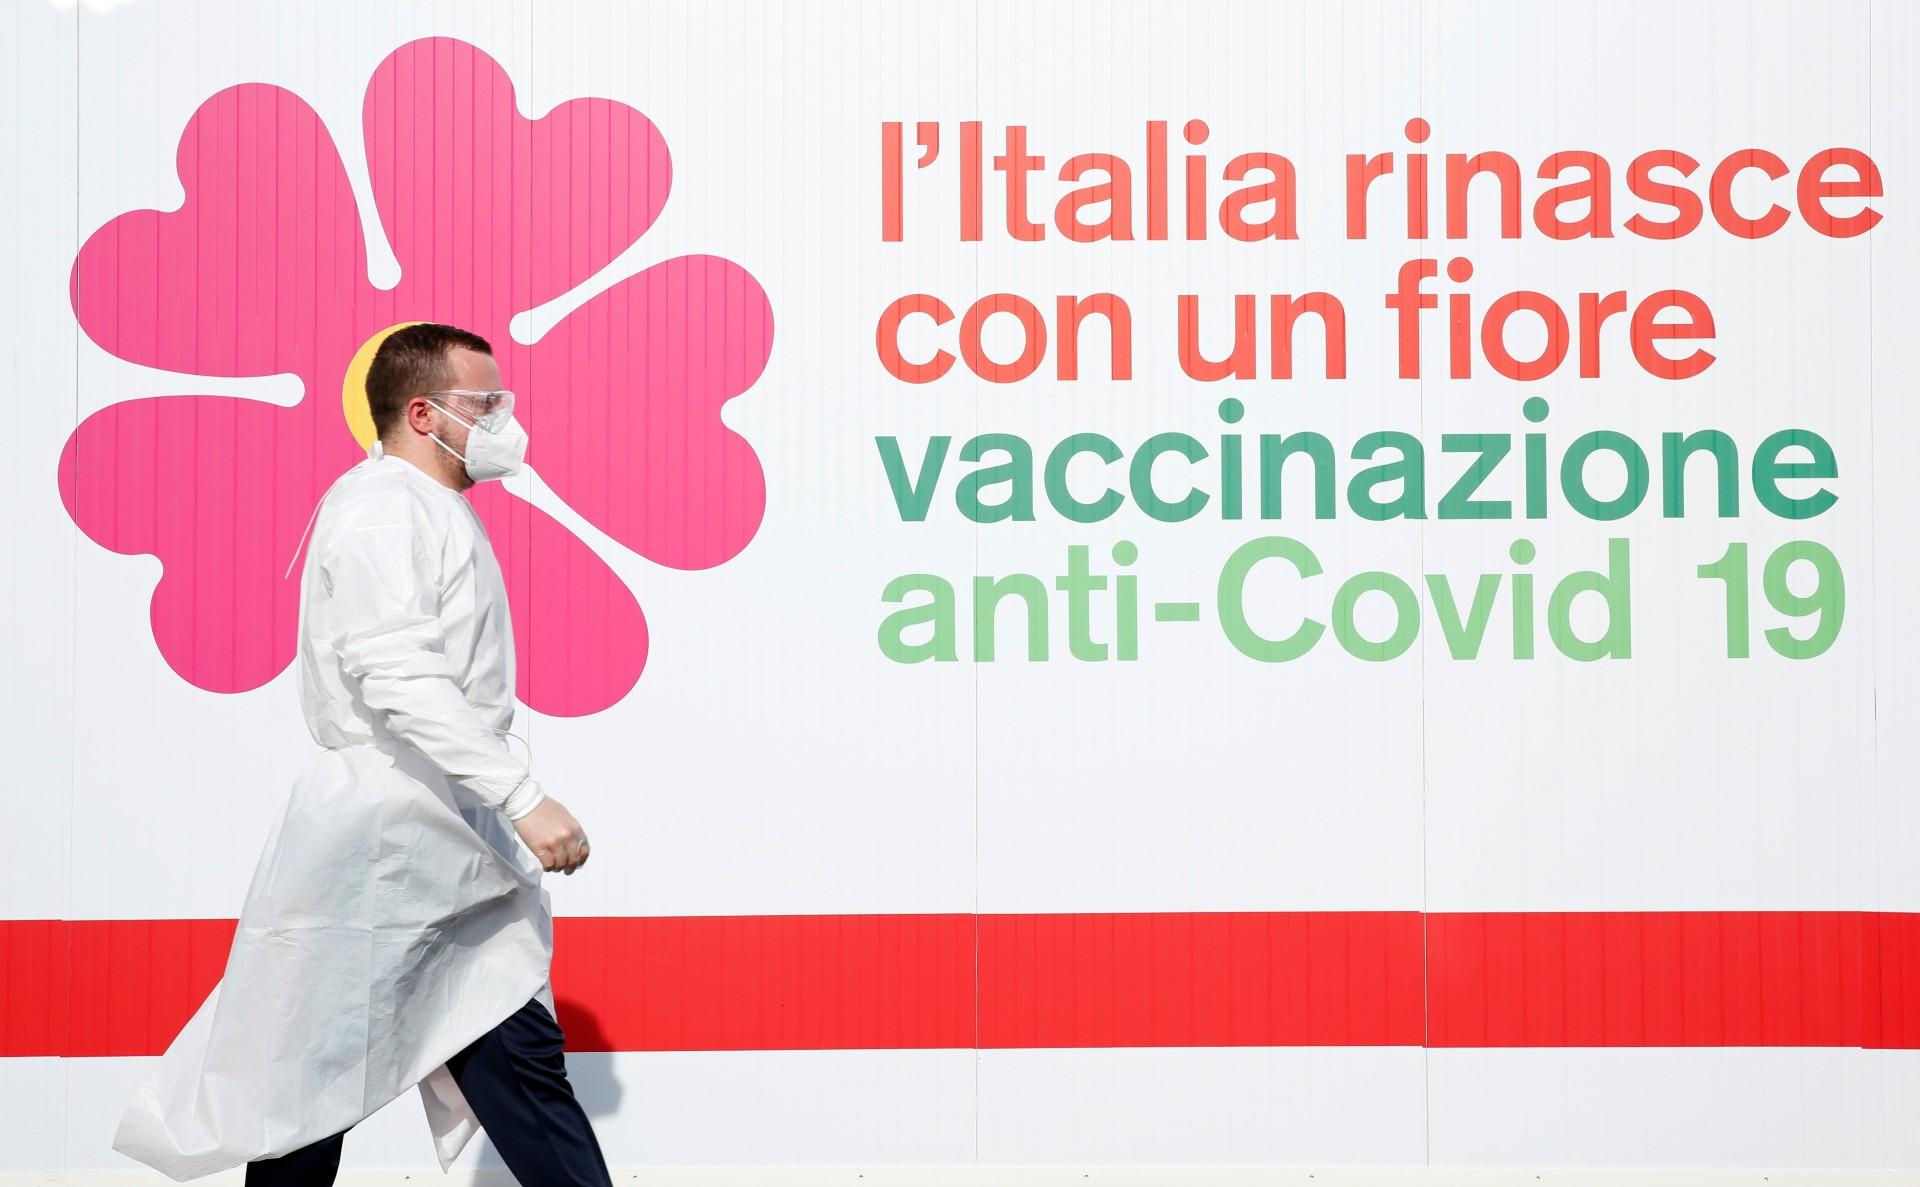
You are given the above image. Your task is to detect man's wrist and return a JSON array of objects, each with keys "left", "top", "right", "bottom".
[{"left": 502, "top": 778, "right": 547, "bottom": 821}]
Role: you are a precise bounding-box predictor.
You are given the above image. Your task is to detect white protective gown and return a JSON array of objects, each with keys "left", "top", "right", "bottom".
[{"left": 112, "top": 446, "right": 556, "bottom": 1181}]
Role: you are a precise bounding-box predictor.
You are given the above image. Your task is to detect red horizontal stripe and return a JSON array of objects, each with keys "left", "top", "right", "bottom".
[
  {"left": 3, "top": 912, "right": 1915, "bottom": 1057},
  {"left": 1425, "top": 911, "right": 1920, "bottom": 1047},
  {"left": 976, "top": 911, "right": 1427, "bottom": 1047}
]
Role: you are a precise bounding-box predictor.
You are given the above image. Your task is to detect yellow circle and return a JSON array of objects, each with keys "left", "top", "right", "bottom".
[{"left": 341, "top": 321, "right": 428, "bottom": 447}]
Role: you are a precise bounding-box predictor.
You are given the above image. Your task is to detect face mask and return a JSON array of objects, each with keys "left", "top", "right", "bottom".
[{"left": 426, "top": 398, "right": 528, "bottom": 482}]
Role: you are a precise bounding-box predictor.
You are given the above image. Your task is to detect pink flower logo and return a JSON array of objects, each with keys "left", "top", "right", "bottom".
[{"left": 58, "top": 37, "right": 772, "bottom": 717}]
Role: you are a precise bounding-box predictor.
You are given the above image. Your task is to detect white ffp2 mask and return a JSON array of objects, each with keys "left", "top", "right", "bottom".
[{"left": 427, "top": 399, "right": 528, "bottom": 482}]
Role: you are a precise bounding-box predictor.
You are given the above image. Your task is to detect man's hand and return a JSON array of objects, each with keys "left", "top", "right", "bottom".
[{"left": 511, "top": 796, "right": 591, "bottom": 875}]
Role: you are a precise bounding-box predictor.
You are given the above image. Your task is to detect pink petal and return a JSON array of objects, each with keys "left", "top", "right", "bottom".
[
  {"left": 470, "top": 482, "right": 649, "bottom": 718},
  {"left": 56, "top": 395, "right": 351, "bottom": 694},
  {"left": 526, "top": 254, "right": 772, "bottom": 570},
  {"left": 365, "top": 36, "right": 671, "bottom": 327},
  {"left": 71, "top": 83, "right": 370, "bottom": 382}
]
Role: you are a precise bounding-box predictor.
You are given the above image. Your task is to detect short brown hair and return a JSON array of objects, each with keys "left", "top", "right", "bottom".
[{"left": 366, "top": 323, "right": 493, "bottom": 440}]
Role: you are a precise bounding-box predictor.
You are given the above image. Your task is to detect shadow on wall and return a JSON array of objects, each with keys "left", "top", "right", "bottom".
[{"left": 556, "top": 992, "right": 625, "bottom": 1119}]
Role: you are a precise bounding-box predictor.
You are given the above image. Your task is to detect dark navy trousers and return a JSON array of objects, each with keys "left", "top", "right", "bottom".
[{"left": 244, "top": 995, "right": 613, "bottom": 1187}]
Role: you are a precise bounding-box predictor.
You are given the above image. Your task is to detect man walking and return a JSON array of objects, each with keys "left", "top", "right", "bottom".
[{"left": 111, "top": 323, "right": 613, "bottom": 1186}]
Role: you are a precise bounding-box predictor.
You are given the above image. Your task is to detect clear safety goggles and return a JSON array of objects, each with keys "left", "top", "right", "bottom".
[{"left": 424, "top": 388, "right": 516, "bottom": 432}]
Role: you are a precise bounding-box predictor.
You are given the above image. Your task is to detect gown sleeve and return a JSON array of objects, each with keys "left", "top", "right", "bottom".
[{"left": 320, "top": 504, "right": 549, "bottom": 821}]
